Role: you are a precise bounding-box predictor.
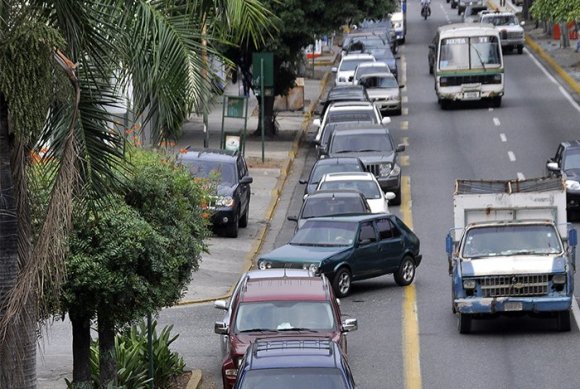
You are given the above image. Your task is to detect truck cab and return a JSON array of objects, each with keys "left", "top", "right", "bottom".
[{"left": 445, "top": 178, "right": 577, "bottom": 333}]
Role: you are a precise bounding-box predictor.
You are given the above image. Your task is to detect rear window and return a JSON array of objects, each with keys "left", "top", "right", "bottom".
[
  {"left": 311, "top": 163, "right": 364, "bottom": 183},
  {"left": 327, "top": 111, "right": 375, "bottom": 124},
  {"left": 238, "top": 368, "right": 348, "bottom": 389},
  {"left": 319, "top": 180, "right": 382, "bottom": 199},
  {"left": 302, "top": 196, "right": 367, "bottom": 218}
]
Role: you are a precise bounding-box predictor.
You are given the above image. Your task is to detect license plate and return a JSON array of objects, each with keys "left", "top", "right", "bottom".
[
  {"left": 504, "top": 302, "right": 523, "bottom": 311},
  {"left": 463, "top": 91, "right": 480, "bottom": 100}
]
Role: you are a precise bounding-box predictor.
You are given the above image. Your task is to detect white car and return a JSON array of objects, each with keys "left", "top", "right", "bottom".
[
  {"left": 312, "top": 101, "right": 391, "bottom": 143},
  {"left": 352, "top": 61, "right": 392, "bottom": 85},
  {"left": 332, "top": 53, "right": 376, "bottom": 86},
  {"left": 314, "top": 172, "right": 395, "bottom": 214},
  {"left": 479, "top": 11, "right": 525, "bottom": 54}
]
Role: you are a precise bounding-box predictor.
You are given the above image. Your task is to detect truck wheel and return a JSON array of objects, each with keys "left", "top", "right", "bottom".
[
  {"left": 333, "top": 268, "right": 352, "bottom": 297},
  {"left": 394, "top": 256, "right": 416, "bottom": 286},
  {"left": 557, "top": 310, "right": 571, "bottom": 332},
  {"left": 458, "top": 313, "right": 472, "bottom": 334}
]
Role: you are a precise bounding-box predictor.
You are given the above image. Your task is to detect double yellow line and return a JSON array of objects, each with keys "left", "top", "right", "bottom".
[{"left": 399, "top": 52, "right": 422, "bottom": 389}]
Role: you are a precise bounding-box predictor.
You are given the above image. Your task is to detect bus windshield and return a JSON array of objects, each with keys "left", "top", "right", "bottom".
[{"left": 439, "top": 36, "right": 501, "bottom": 70}]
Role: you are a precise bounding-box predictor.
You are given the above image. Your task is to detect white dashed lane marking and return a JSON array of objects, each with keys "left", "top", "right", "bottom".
[
  {"left": 517, "top": 172, "right": 525, "bottom": 180},
  {"left": 493, "top": 117, "right": 501, "bottom": 126},
  {"left": 508, "top": 151, "right": 516, "bottom": 162},
  {"left": 500, "top": 133, "right": 507, "bottom": 142}
]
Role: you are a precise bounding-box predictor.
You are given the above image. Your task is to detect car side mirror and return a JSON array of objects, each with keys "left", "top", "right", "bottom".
[
  {"left": 240, "top": 176, "right": 253, "bottom": 185},
  {"left": 399, "top": 84, "right": 405, "bottom": 89},
  {"left": 428, "top": 43, "right": 435, "bottom": 49},
  {"left": 381, "top": 117, "right": 391, "bottom": 125},
  {"left": 342, "top": 318, "right": 358, "bottom": 332},
  {"left": 331, "top": 66, "right": 338, "bottom": 73},
  {"left": 385, "top": 192, "right": 396, "bottom": 201},
  {"left": 396, "top": 144, "right": 406, "bottom": 152},
  {"left": 287, "top": 215, "right": 298, "bottom": 222},
  {"left": 214, "top": 321, "right": 228, "bottom": 335},
  {"left": 214, "top": 299, "right": 228, "bottom": 310},
  {"left": 520, "top": 21, "right": 525, "bottom": 26},
  {"left": 546, "top": 161, "right": 559, "bottom": 172},
  {"left": 312, "top": 118, "right": 321, "bottom": 127},
  {"left": 358, "top": 238, "right": 372, "bottom": 246}
]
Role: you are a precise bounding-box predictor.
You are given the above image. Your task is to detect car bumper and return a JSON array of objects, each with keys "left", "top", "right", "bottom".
[
  {"left": 374, "top": 99, "right": 401, "bottom": 112},
  {"left": 454, "top": 296, "right": 572, "bottom": 315},
  {"left": 501, "top": 40, "right": 524, "bottom": 48},
  {"left": 208, "top": 207, "right": 236, "bottom": 226}
]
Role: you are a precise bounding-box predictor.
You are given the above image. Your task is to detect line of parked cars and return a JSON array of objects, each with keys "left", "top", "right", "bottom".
[{"left": 213, "top": 13, "right": 422, "bottom": 389}]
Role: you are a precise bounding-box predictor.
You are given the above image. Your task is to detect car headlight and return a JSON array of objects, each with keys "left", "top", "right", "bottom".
[
  {"left": 389, "top": 164, "right": 401, "bottom": 177},
  {"left": 566, "top": 180, "right": 580, "bottom": 190},
  {"left": 463, "top": 279, "right": 476, "bottom": 289},
  {"left": 553, "top": 274, "right": 566, "bottom": 285},
  {"left": 378, "top": 163, "right": 392, "bottom": 177},
  {"left": 303, "top": 263, "right": 319, "bottom": 273},
  {"left": 492, "top": 74, "right": 502, "bottom": 84},
  {"left": 215, "top": 196, "right": 234, "bottom": 207},
  {"left": 258, "top": 260, "right": 272, "bottom": 270}
]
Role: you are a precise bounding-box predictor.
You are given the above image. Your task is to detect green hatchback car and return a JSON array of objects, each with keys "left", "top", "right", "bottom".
[{"left": 257, "top": 214, "right": 422, "bottom": 297}]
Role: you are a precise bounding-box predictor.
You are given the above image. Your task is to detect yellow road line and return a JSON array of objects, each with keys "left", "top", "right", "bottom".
[
  {"left": 401, "top": 176, "right": 422, "bottom": 389},
  {"left": 401, "top": 121, "right": 409, "bottom": 130}
]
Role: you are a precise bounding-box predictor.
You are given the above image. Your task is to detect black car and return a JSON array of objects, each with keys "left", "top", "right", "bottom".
[
  {"left": 178, "top": 148, "right": 252, "bottom": 237},
  {"left": 546, "top": 140, "right": 580, "bottom": 216},
  {"left": 299, "top": 157, "right": 366, "bottom": 197},
  {"left": 326, "top": 124, "right": 406, "bottom": 204},
  {"left": 287, "top": 189, "right": 372, "bottom": 231},
  {"left": 234, "top": 338, "right": 357, "bottom": 389},
  {"left": 317, "top": 85, "right": 370, "bottom": 117},
  {"left": 317, "top": 121, "right": 374, "bottom": 159}
]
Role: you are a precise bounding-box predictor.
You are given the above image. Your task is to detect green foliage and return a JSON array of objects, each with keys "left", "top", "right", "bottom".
[
  {"left": 531, "top": 0, "right": 580, "bottom": 22},
  {"left": 65, "top": 320, "right": 184, "bottom": 389}
]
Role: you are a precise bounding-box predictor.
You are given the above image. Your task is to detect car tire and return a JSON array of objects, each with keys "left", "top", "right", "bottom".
[
  {"left": 440, "top": 99, "right": 450, "bottom": 110},
  {"left": 517, "top": 46, "right": 523, "bottom": 55},
  {"left": 394, "top": 256, "right": 415, "bottom": 286},
  {"left": 457, "top": 313, "right": 472, "bottom": 334},
  {"left": 239, "top": 202, "right": 249, "bottom": 228},
  {"left": 391, "top": 187, "right": 402, "bottom": 206},
  {"left": 332, "top": 268, "right": 352, "bottom": 298},
  {"left": 225, "top": 210, "right": 239, "bottom": 238},
  {"left": 557, "top": 310, "right": 571, "bottom": 332}
]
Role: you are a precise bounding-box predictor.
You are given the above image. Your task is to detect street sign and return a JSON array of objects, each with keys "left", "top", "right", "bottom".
[
  {"left": 252, "top": 52, "right": 274, "bottom": 88},
  {"left": 225, "top": 96, "right": 245, "bottom": 118}
]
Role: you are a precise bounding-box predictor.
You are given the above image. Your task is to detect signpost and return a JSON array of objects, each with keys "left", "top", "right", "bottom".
[
  {"left": 252, "top": 52, "right": 274, "bottom": 162},
  {"left": 220, "top": 95, "right": 248, "bottom": 155}
]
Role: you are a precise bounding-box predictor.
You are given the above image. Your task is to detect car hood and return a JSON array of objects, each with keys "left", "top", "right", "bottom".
[
  {"left": 366, "top": 198, "right": 389, "bottom": 213},
  {"left": 329, "top": 152, "right": 395, "bottom": 164},
  {"left": 216, "top": 184, "right": 235, "bottom": 196},
  {"left": 461, "top": 255, "right": 567, "bottom": 277},
  {"left": 260, "top": 244, "right": 352, "bottom": 264},
  {"left": 366, "top": 88, "right": 400, "bottom": 100}
]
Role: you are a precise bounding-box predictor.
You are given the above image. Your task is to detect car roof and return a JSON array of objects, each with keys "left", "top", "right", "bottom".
[
  {"left": 304, "top": 213, "right": 388, "bottom": 223},
  {"left": 313, "top": 157, "right": 364, "bottom": 166},
  {"left": 321, "top": 171, "right": 376, "bottom": 181},
  {"left": 359, "top": 71, "right": 396, "bottom": 79},
  {"left": 246, "top": 338, "right": 341, "bottom": 370},
  {"left": 481, "top": 11, "right": 516, "bottom": 17},
  {"left": 327, "top": 85, "right": 367, "bottom": 99},
  {"left": 327, "top": 101, "right": 376, "bottom": 110},
  {"left": 341, "top": 53, "right": 375, "bottom": 60},
  {"left": 240, "top": 273, "right": 330, "bottom": 302},
  {"left": 331, "top": 125, "right": 390, "bottom": 136},
  {"left": 304, "top": 189, "right": 366, "bottom": 200},
  {"left": 356, "top": 61, "right": 388, "bottom": 68},
  {"left": 178, "top": 147, "right": 238, "bottom": 162},
  {"left": 437, "top": 22, "right": 498, "bottom": 36}
]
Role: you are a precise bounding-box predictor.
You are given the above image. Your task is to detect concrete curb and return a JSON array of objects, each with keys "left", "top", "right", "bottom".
[
  {"left": 186, "top": 369, "right": 202, "bottom": 389},
  {"left": 176, "top": 72, "right": 332, "bottom": 308}
]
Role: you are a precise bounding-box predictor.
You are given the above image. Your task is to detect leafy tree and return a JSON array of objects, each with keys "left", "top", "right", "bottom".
[
  {"left": 530, "top": 0, "right": 580, "bottom": 48},
  {"left": 0, "top": 0, "right": 272, "bottom": 387},
  {"left": 221, "top": 0, "right": 398, "bottom": 136}
]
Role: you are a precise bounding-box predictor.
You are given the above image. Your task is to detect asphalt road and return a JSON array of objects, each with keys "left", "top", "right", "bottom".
[{"left": 139, "top": 2, "right": 580, "bottom": 389}]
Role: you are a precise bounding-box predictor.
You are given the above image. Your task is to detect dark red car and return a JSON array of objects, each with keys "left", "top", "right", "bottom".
[{"left": 213, "top": 269, "right": 358, "bottom": 389}]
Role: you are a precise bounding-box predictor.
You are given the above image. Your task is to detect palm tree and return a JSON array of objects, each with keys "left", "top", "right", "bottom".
[{"left": 0, "top": 0, "right": 274, "bottom": 387}]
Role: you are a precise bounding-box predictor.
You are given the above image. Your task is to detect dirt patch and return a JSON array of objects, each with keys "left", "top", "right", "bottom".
[
  {"left": 246, "top": 156, "right": 285, "bottom": 169},
  {"left": 168, "top": 370, "right": 191, "bottom": 389}
]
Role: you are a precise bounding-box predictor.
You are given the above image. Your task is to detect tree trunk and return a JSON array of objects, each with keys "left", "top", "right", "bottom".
[
  {"left": 0, "top": 92, "right": 37, "bottom": 389},
  {"left": 560, "top": 23, "right": 570, "bottom": 48},
  {"left": 98, "top": 314, "right": 117, "bottom": 387},
  {"left": 71, "top": 313, "right": 93, "bottom": 388},
  {"left": 253, "top": 95, "right": 276, "bottom": 137}
]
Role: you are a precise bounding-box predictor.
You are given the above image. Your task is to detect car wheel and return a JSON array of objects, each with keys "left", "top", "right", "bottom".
[
  {"left": 391, "top": 187, "right": 402, "bottom": 206},
  {"left": 394, "top": 256, "right": 415, "bottom": 286},
  {"left": 517, "top": 46, "right": 523, "bottom": 55},
  {"left": 557, "top": 310, "right": 571, "bottom": 332},
  {"left": 332, "top": 268, "right": 352, "bottom": 298},
  {"left": 457, "top": 313, "right": 472, "bottom": 334},
  {"left": 440, "top": 99, "right": 450, "bottom": 110},
  {"left": 225, "top": 211, "right": 239, "bottom": 238},
  {"left": 451, "top": 2, "right": 456, "bottom": 8},
  {"left": 239, "top": 202, "right": 249, "bottom": 228}
]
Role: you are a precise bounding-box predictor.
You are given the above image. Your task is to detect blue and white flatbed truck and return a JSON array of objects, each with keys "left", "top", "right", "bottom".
[{"left": 446, "top": 177, "right": 577, "bottom": 333}]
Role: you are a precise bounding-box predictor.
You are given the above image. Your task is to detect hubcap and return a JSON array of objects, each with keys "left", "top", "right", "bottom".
[
  {"left": 402, "top": 260, "right": 414, "bottom": 281},
  {"left": 339, "top": 273, "right": 351, "bottom": 294}
]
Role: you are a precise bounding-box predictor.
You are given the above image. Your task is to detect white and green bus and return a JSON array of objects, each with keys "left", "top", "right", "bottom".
[{"left": 429, "top": 23, "right": 504, "bottom": 109}]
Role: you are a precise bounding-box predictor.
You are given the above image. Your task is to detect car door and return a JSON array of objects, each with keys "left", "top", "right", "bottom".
[
  {"left": 350, "top": 221, "right": 381, "bottom": 280},
  {"left": 375, "top": 217, "right": 405, "bottom": 273},
  {"left": 237, "top": 157, "right": 251, "bottom": 212}
]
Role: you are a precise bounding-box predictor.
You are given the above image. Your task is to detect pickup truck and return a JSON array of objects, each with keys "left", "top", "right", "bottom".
[{"left": 446, "top": 177, "right": 577, "bottom": 333}]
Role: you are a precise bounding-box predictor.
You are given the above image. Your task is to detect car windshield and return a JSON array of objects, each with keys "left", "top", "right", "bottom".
[
  {"left": 361, "top": 75, "right": 398, "bottom": 88},
  {"left": 339, "top": 58, "right": 374, "bottom": 71},
  {"left": 237, "top": 368, "right": 348, "bottom": 389},
  {"left": 327, "top": 111, "right": 375, "bottom": 124},
  {"left": 311, "top": 163, "right": 364, "bottom": 183},
  {"left": 355, "top": 66, "right": 389, "bottom": 79},
  {"left": 439, "top": 36, "right": 501, "bottom": 70},
  {"left": 302, "top": 197, "right": 367, "bottom": 219},
  {"left": 180, "top": 160, "right": 236, "bottom": 186},
  {"left": 318, "top": 180, "right": 382, "bottom": 199},
  {"left": 461, "top": 224, "right": 563, "bottom": 258},
  {"left": 484, "top": 15, "right": 517, "bottom": 26},
  {"left": 330, "top": 133, "right": 393, "bottom": 154},
  {"left": 235, "top": 301, "right": 336, "bottom": 332},
  {"left": 563, "top": 149, "right": 580, "bottom": 171},
  {"left": 291, "top": 220, "right": 358, "bottom": 246}
]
